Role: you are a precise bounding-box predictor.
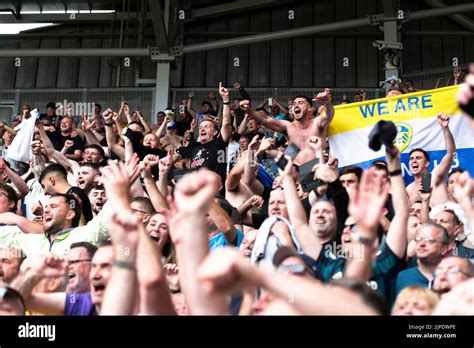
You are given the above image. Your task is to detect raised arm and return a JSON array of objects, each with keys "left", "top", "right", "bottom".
[
  {"left": 169, "top": 169, "right": 228, "bottom": 315},
  {"left": 430, "top": 113, "right": 456, "bottom": 206},
  {"left": 36, "top": 123, "right": 77, "bottom": 172},
  {"left": 103, "top": 109, "right": 125, "bottom": 160},
  {"left": 10, "top": 254, "right": 67, "bottom": 316},
  {"left": 313, "top": 89, "right": 335, "bottom": 131},
  {"left": 186, "top": 92, "right": 197, "bottom": 119},
  {"left": 157, "top": 151, "right": 173, "bottom": 199},
  {"left": 385, "top": 147, "right": 409, "bottom": 259},
  {"left": 344, "top": 167, "right": 390, "bottom": 281},
  {"left": 240, "top": 100, "right": 288, "bottom": 135},
  {"left": 0, "top": 213, "right": 43, "bottom": 234},
  {"left": 100, "top": 160, "right": 138, "bottom": 315},
  {"left": 140, "top": 154, "right": 169, "bottom": 211},
  {"left": 233, "top": 82, "right": 251, "bottom": 103},
  {"left": 225, "top": 156, "right": 245, "bottom": 192},
  {"left": 137, "top": 112, "right": 152, "bottom": 134},
  {"left": 209, "top": 201, "right": 238, "bottom": 245},
  {"left": 451, "top": 171, "right": 474, "bottom": 233},
  {"left": 281, "top": 157, "right": 322, "bottom": 260},
  {"left": 81, "top": 115, "right": 102, "bottom": 145},
  {"left": 0, "top": 122, "right": 17, "bottom": 136},
  {"left": 155, "top": 114, "right": 172, "bottom": 139},
  {"left": 198, "top": 248, "right": 380, "bottom": 315},
  {"left": 118, "top": 101, "right": 132, "bottom": 125},
  {"left": 0, "top": 157, "right": 29, "bottom": 197},
  {"left": 237, "top": 113, "right": 250, "bottom": 135},
  {"left": 243, "top": 136, "right": 264, "bottom": 195},
  {"left": 218, "top": 82, "right": 232, "bottom": 143}
]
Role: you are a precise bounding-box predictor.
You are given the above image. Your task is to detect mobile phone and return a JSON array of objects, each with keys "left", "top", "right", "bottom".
[
  {"left": 421, "top": 173, "right": 431, "bottom": 193},
  {"left": 277, "top": 143, "right": 300, "bottom": 170},
  {"left": 299, "top": 158, "right": 324, "bottom": 192},
  {"left": 268, "top": 98, "right": 273, "bottom": 107}
]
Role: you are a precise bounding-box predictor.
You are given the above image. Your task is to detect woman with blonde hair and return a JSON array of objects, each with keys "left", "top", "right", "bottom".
[{"left": 392, "top": 286, "right": 439, "bottom": 315}]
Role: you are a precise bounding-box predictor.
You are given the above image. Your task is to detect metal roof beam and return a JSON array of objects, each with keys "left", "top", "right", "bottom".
[
  {"left": 191, "top": 0, "right": 291, "bottom": 20},
  {"left": 424, "top": 0, "right": 474, "bottom": 31},
  {"left": 182, "top": 2, "right": 474, "bottom": 54}
]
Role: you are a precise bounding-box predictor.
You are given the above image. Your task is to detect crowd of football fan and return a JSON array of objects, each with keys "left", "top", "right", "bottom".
[{"left": 0, "top": 66, "right": 473, "bottom": 316}]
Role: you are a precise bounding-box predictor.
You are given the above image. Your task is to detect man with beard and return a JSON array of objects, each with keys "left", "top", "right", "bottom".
[
  {"left": 88, "top": 184, "right": 107, "bottom": 217},
  {"left": 0, "top": 193, "right": 109, "bottom": 257},
  {"left": 65, "top": 242, "right": 97, "bottom": 293},
  {"left": 239, "top": 89, "right": 334, "bottom": 165},
  {"left": 40, "top": 163, "right": 93, "bottom": 223},
  {"left": 396, "top": 224, "right": 450, "bottom": 295},
  {"left": 10, "top": 244, "right": 113, "bottom": 316},
  {"left": 406, "top": 113, "right": 455, "bottom": 204},
  {"left": 76, "top": 163, "right": 100, "bottom": 193}
]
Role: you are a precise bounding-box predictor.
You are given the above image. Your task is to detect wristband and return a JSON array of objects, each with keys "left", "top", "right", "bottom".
[
  {"left": 113, "top": 260, "right": 136, "bottom": 271},
  {"left": 105, "top": 122, "right": 114, "bottom": 127},
  {"left": 389, "top": 169, "right": 402, "bottom": 177},
  {"left": 223, "top": 102, "right": 230, "bottom": 105}
]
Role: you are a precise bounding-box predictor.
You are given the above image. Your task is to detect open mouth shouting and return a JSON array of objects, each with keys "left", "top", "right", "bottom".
[
  {"left": 293, "top": 107, "right": 302, "bottom": 118},
  {"left": 92, "top": 281, "right": 106, "bottom": 297},
  {"left": 149, "top": 231, "right": 161, "bottom": 245}
]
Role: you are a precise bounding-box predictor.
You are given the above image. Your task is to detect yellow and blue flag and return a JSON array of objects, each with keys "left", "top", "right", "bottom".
[{"left": 328, "top": 85, "right": 474, "bottom": 184}]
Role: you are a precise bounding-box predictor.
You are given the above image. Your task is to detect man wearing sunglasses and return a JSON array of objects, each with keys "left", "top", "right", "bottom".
[
  {"left": 273, "top": 246, "right": 317, "bottom": 280},
  {"left": 395, "top": 223, "right": 450, "bottom": 296}
]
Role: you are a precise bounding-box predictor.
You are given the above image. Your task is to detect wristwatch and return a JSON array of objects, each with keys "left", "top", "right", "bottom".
[{"left": 351, "top": 226, "right": 377, "bottom": 246}]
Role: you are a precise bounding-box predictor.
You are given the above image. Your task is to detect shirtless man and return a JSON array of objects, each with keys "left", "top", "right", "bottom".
[
  {"left": 239, "top": 89, "right": 334, "bottom": 165},
  {"left": 405, "top": 113, "right": 455, "bottom": 204}
]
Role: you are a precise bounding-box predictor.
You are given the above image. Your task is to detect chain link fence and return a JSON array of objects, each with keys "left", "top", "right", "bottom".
[
  {"left": 402, "top": 63, "right": 469, "bottom": 90},
  {"left": 171, "top": 87, "right": 386, "bottom": 108},
  {"left": 0, "top": 88, "right": 155, "bottom": 123},
  {"left": 0, "top": 87, "right": 387, "bottom": 125}
]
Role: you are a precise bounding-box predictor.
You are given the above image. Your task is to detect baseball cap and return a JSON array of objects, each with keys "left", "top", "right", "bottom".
[{"left": 272, "top": 246, "right": 318, "bottom": 278}]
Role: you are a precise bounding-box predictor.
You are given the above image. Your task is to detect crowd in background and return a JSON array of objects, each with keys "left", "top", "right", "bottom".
[{"left": 0, "top": 65, "right": 473, "bottom": 316}]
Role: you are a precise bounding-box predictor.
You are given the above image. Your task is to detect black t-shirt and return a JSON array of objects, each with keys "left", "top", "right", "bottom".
[
  {"left": 178, "top": 134, "right": 228, "bottom": 187},
  {"left": 124, "top": 128, "right": 166, "bottom": 161},
  {"left": 47, "top": 130, "right": 85, "bottom": 155},
  {"left": 67, "top": 186, "right": 93, "bottom": 223}
]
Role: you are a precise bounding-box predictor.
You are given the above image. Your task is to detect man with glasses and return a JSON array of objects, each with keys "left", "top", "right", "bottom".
[
  {"left": 66, "top": 242, "right": 97, "bottom": 293},
  {"left": 130, "top": 197, "right": 155, "bottom": 226},
  {"left": 395, "top": 223, "right": 450, "bottom": 296},
  {"left": 432, "top": 256, "right": 474, "bottom": 298},
  {"left": 273, "top": 246, "right": 317, "bottom": 280}
]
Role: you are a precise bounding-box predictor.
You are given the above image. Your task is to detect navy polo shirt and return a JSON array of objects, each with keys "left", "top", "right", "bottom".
[{"left": 395, "top": 266, "right": 431, "bottom": 296}]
